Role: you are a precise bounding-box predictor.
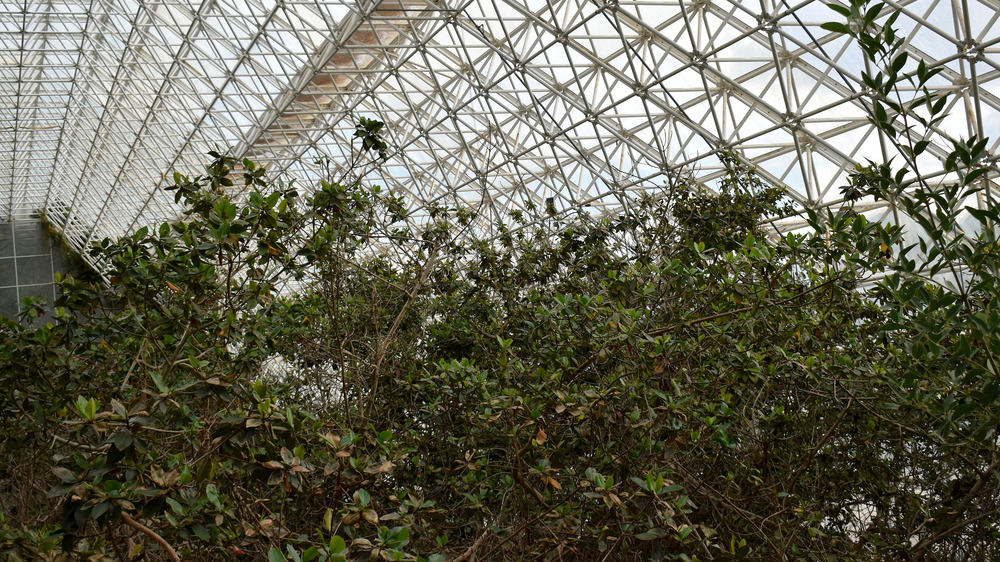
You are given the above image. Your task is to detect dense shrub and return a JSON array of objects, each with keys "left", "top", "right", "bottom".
[{"left": 2, "top": 2, "right": 998, "bottom": 559}]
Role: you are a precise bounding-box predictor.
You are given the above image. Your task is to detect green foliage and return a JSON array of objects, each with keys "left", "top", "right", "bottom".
[
  {"left": 1, "top": 5, "right": 997, "bottom": 558},
  {"left": 0, "top": 137, "right": 896, "bottom": 560},
  {"left": 823, "top": 1, "right": 1000, "bottom": 558}
]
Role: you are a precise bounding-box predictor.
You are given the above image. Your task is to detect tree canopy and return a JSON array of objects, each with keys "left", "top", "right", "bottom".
[{"left": 2, "top": 2, "right": 999, "bottom": 560}]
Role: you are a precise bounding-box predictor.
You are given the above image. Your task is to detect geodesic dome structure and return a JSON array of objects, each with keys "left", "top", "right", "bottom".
[{"left": 2, "top": 0, "right": 998, "bottom": 259}]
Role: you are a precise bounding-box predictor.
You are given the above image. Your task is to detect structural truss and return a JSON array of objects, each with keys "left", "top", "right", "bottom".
[{"left": 1, "top": 0, "right": 998, "bottom": 256}]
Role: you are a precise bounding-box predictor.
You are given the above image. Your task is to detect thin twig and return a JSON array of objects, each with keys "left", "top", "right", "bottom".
[
  {"left": 912, "top": 457, "right": 1000, "bottom": 560},
  {"left": 161, "top": 321, "right": 195, "bottom": 379},
  {"left": 476, "top": 438, "right": 642, "bottom": 561},
  {"left": 647, "top": 271, "right": 848, "bottom": 337},
  {"left": 330, "top": 263, "right": 352, "bottom": 427},
  {"left": 453, "top": 529, "right": 489, "bottom": 562},
  {"left": 51, "top": 434, "right": 110, "bottom": 452},
  {"left": 358, "top": 244, "right": 439, "bottom": 427},
  {"left": 784, "top": 395, "right": 854, "bottom": 502}
]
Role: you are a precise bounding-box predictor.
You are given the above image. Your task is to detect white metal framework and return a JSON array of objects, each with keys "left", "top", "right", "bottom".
[{"left": 1, "top": 0, "right": 998, "bottom": 255}]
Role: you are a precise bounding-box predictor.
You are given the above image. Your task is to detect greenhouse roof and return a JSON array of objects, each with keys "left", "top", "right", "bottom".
[{"left": 1, "top": 0, "right": 998, "bottom": 255}]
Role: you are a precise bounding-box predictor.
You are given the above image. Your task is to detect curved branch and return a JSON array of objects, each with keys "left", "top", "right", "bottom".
[{"left": 121, "top": 511, "right": 180, "bottom": 562}]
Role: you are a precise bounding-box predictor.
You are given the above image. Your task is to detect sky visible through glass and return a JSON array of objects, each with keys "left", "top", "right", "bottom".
[{"left": 0, "top": 0, "right": 996, "bottom": 267}]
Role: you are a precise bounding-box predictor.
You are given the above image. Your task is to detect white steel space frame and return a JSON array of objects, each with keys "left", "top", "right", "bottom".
[{"left": 1, "top": 0, "right": 998, "bottom": 259}]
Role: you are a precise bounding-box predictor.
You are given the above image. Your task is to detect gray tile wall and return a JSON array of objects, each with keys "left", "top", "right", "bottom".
[{"left": 0, "top": 220, "right": 76, "bottom": 323}]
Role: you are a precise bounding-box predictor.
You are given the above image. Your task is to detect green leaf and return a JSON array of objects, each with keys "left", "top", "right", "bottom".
[
  {"left": 150, "top": 372, "right": 169, "bottom": 394},
  {"left": 866, "top": 2, "right": 884, "bottom": 23},
  {"left": 206, "top": 483, "right": 222, "bottom": 510},
  {"left": 874, "top": 102, "right": 888, "bottom": 125},
  {"left": 192, "top": 524, "right": 211, "bottom": 541},
  {"left": 355, "top": 488, "right": 371, "bottom": 507},
  {"left": 952, "top": 402, "right": 977, "bottom": 420},
  {"left": 916, "top": 59, "right": 929, "bottom": 84},
  {"left": 329, "top": 535, "right": 348, "bottom": 561},
  {"left": 827, "top": 3, "right": 852, "bottom": 17},
  {"left": 48, "top": 482, "right": 78, "bottom": 498},
  {"left": 820, "top": 21, "right": 851, "bottom": 34},
  {"left": 966, "top": 207, "right": 997, "bottom": 225},
  {"left": 52, "top": 466, "right": 77, "bottom": 483},
  {"left": 964, "top": 167, "right": 990, "bottom": 185},
  {"left": 636, "top": 527, "right": 668, "bottom": 540},
  {"left": 92, "top": 501, "right": 112, "bottom": 520},
  {"left": 329, "top": 535, "right": 347, "bottom": 552},
  {"left": 268, "top": 548, "right": 286, "bottom": 562},
  {"left": 111, "top": 430, "right": 132, "bottom": 451},
  {"left": 301, "top": 547, "right": 320, "bottom": 562},
  {"left": 387, "top": 526, "right": 409, "bottom": 548},
  {"left": 166, "top": 497, "right": 184, "bottom": 515},
  {"left": 110, "top": 399, "right": 128, "bottom": 418},
  {"left": 931, "top": 95, "right": 948, "bottom": 116},
  {"left": 891, "top": 52, "right": 908, "bottom": 73},
  {"left": 75, "top": 396, "right": 92, "bottom": 421},
  {"left": 395, "top": 527, "right": 410, "bottom": 544}
]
